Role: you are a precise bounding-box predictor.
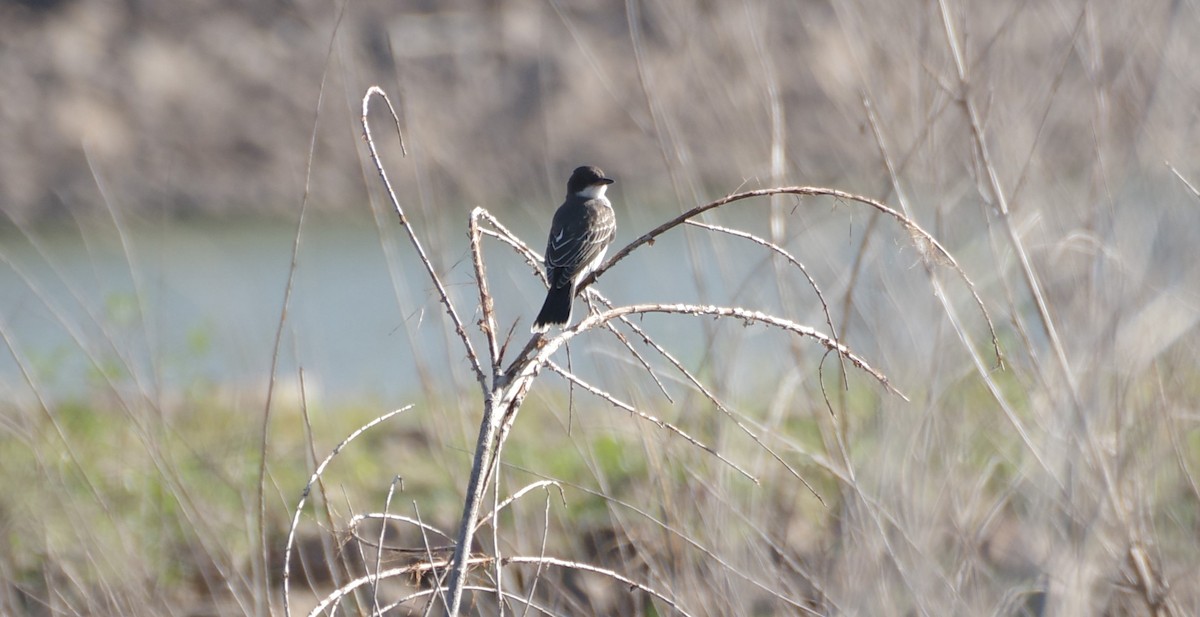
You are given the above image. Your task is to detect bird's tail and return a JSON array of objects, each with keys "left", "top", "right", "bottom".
[{"left": 532, "top": 285, "right": 574, "bottom": 333}]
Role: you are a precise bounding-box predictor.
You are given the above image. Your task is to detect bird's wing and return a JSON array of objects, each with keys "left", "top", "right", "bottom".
[{"left": 545, "top": 200, "right": 615, "bottom": 289}]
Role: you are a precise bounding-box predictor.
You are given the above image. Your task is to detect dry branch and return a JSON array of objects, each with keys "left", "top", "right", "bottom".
[
  {"left": 344, "top": 84, "right": 1005, "bottom": 616},
  {"left": 588, "top": 185, "right": 1001, "bottom": 366},
  {"left": 282, "top": 405, "right": 415, "bottom": 617},
  {"left": 360, "top": 86, "right": 488, "bottom": 397}
]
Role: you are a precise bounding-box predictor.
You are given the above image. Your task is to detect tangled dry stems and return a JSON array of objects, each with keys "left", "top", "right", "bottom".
[{"left": 281, "top": 85, "right": 1006, "bottom": 617}]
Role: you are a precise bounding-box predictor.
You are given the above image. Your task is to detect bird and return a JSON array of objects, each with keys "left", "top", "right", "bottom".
[{"left": 532, "top": 165, "right": 616, "bottom": 333}]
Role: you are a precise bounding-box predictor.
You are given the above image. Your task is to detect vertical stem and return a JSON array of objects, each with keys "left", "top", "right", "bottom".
[
  {"left": 446, "top": 394, "right": 503, "bottom": 615},
  {"left": 937, "top": 0, "right": 1077, "bottom": 398}
]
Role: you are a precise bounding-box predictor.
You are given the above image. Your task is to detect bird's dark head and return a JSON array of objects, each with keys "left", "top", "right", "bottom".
[{"left": 567, "top": 165, "right": 615, "bottom": 198}]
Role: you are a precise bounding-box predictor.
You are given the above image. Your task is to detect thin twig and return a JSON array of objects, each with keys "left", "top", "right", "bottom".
[
  {"left": 569, "top": 304, "right": 905, "bottom": 399},
  {"left": 1167, "top": 162, "right": 1200, "bottom": 201},
  {"left": 297, "top": 368, "right": 363, "bottom": 614},
  {"left": 309, "top": 555, "right": 697, "bottom": 617},
  {"left": 546, "top": 360, "right": 759, "bottom": 483},
  {"left": 282, "top": 406, "right": 414, "bottom": 617},
  {"left": 686, "top": 219, "right": 849, "bottom": 386},
  {"left": 416, "top": 501, "right": 450, "bottom": 617},
  {"left": 597, "top": 314, "right": 675, "bottom": 402},
  {"left": 587, "top": 185, "right": 1001, "bottom": 365},
  {"left": 470, "top": 208, "right": 502, "bottom": 377},
  {"left": 476, "top": 214, "right": 674, "bottom": 401},
  {"left": 474, "top": 481, "right": 565, "bottom": 533},
  {"left": 361, "top": 86, "right": 488, "bottom": 396},
  {"left": 346, "top": 512, "right": 453, "bottom": 551},
  {"left": 373, "top": 476, "right": 403, "bottom": 614},
  {"left": 520, "top": 486, "right": 558, "bottom": 617}
]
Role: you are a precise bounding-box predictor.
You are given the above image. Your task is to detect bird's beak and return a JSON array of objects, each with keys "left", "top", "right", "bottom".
[{"left": 599, "top": 177, "right": 615, "bottom": 185}]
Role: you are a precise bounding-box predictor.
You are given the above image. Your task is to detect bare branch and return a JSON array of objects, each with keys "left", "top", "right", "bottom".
[
  {"left": 309, "top": 555, "right": 696, "bottom": 617},
  {"left": 545, "top": 360, "right": 759, "bottom": 483},
  {"left": 583, "top": 185, "right": 1000, "bottom": 366},
  {"left": 445, "top": 397, "right": 504, "bottom": 615},
  {"left": 379, "top": 586, "right": 558, "bottom": 617},
  {"left": 474, "top": 213, "right": 673, "bottom": 400},
  {"left": 555, "top": 303, "right": 906, "bottom": 400},
  {"left": 470, "top": 207, "right": 501, "bottom": 376},
  {"left": 584, "top": 289, "right": 823, "bottom": 501},
  {"left": 393, "top": 175, "right": 985, "bottom": 615},
  {"left": 346, "top": 512, "right": 453, "bottom": 551},
  {"left": 474, "top": 480, "right": 565, "bottom": 533},
  {"left": 283, "top": 405, "right": 415, "bottom": 617},
  {"left": 360, "top": 86, "right": 488, "bottom": 396},
  {"left": 686, "top": 219, "right": 848, "bottom": 386}
]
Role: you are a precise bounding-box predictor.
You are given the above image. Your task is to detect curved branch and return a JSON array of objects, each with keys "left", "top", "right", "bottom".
[
  {"left": 686, "top": 219, "right": 848, "bottom": 386},
  {"left": 520, "top": 303, "right": 906, "bottom": 401},
  {"left": 360, "top": 86, "right": 488, "bottom": 395},
  {"left": 308, "top": 555, "right": 697, "bottom": 617},
  {"left": 582, "top": 186, "right": 1000, "bottom": 365},
  {"left": 282, "top": 405, "right": 415, "bottom": 617},
  {"left": 545, "top": 360, "right": 759, "bottom": 483}
]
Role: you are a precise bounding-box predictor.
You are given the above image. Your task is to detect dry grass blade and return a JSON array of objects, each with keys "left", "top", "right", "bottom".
[
  {"left": 935, "top": 5, "right": 1178, "bottom": 614},
  {"left": 504, "top": 470, "right": 830, "bottom": 616},
  {"left": 680, "top": 466, "right": 837, "bottom": 615},
  {"left": 1167, "top": 162, "right": 1200, "bottom": 201}
]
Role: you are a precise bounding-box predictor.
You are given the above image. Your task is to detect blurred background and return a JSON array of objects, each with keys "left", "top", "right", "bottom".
[{"left": 1, "top": 0, "right": 1199, "bottom": 615}]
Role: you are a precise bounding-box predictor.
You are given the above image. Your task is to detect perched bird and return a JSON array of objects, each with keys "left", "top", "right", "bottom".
[{"left": 532, "top": 165, "right": 616, "bottom": 333}]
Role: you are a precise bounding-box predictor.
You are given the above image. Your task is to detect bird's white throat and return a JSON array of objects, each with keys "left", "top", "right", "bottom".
[{"left": 576, "top": 184, "right": 609, "bottom": 200}]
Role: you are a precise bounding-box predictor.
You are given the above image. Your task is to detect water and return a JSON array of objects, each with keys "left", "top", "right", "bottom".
[
  {"left": 0, "top": 211, "right": 764, "bottom": 407},
  {"left": 15, "top": 188, "right": 1172, "bottom": 410}
]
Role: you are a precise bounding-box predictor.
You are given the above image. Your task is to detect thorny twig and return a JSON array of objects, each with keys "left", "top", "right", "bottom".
[
  {"left": 325, "top": 85, "right": 988, "bottom": 617},
  {"left": 361, "top": 86, "right": 489, "bottom": 397}
]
